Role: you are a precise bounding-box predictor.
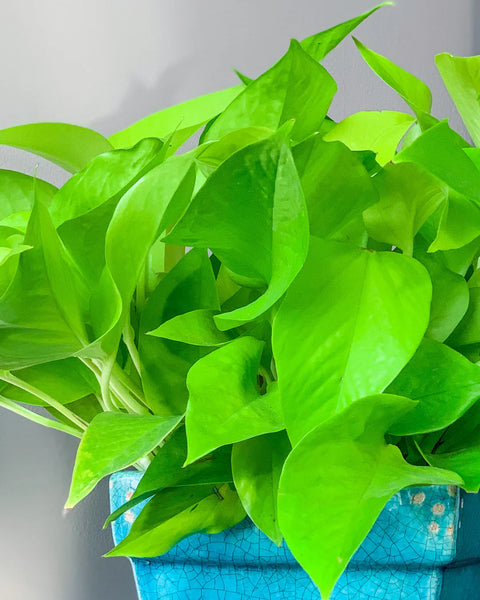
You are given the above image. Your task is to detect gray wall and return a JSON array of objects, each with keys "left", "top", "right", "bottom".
[{"left": 0, "top": 1, "right": 476, "bottom": 598}]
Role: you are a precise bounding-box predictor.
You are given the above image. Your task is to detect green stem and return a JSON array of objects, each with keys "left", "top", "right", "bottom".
[
  {"left": 111, "top": 363, "right": 147, "bottom": 405},
  {"left": 258, "top": 365, "right": 273, "bottom": 385},
  {"left": 80, "top": 358, "right": 148, "bottom": 414},
  {"left": 0, "top": 396, "right": 82, "bottom": 438},
  {"left": 0, "top": 373, "right": 88, "bottom": 431},
  {"left": 123, "top": 321, "right": 142, "bottom": 378},
  {"left": 110, "top": 378, "right": 150, "bottom": 415},
  {"left": 100, "top": 355, "right": 118, "bottom": 411}
]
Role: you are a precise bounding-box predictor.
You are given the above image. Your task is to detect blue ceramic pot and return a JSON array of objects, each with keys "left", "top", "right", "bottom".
[{"left": 109, "top": 471, "right": 480, "bottom": 600}]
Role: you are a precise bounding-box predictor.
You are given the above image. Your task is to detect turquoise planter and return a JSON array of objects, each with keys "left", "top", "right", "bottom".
[{"left": 109, "top": 471, "right": 480, "bottom": 599}]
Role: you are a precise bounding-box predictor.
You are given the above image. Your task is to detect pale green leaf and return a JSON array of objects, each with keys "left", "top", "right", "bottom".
[
  {"left": 414, "top": 242, "right": 469, "bottom": 341},
  {"left": 0, "top": 198, "right": 89, "bottom": 369},
  {"left": 323, "top": 111, "right": 415, "bottom": 165},
  {"left": 436, "top": 53, "right": 480, "bottom": 147},
  {"left": 65, "top": 412, "right": 182, "bottom": 508},
  {"left": 0, "top": 169, "right": 57, "bottom": 221},
  {"left": 49, "top": 138, "right": 164, "bottom": 227},
  {"left": 0, "top": 122, "right": 112, "bottom": 173},
  {"left": 354, "top": 38, "right": 432, "bottom": 119},
  {"left": 364, "top": 162, "right": 447, "bottom": 255},
  {"left": 109, "top": 86, "right": 244, "bottom": 152},
  {"left": 395, "top": 120, "right": 480, "bottom": 203}
]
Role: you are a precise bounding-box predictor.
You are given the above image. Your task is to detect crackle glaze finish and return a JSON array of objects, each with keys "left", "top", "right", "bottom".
[{"left": 109, "top": 472, "right": 468, "bottom": 600}]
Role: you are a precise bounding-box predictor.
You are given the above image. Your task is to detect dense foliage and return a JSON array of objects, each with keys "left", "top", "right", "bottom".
[{"left": 1, "top": 3, "right": 480, "bottom": 597}]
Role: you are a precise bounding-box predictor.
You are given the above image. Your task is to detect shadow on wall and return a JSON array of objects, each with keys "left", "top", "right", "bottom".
[
  {"left": 90, "top": 55, "right": 226, "bottom": 137},
  {"left": 90, "top": 0, "right": 376, "bottom": 137}
]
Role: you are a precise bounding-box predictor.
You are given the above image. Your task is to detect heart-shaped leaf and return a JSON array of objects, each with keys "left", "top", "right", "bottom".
[{"left": 273, "top": 236, "right": 431, "bottom": 444}]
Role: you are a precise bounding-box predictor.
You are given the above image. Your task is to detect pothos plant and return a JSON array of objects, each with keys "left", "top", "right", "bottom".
[{"left": 1, "top": 2, "right": 480, "bottom": 597}]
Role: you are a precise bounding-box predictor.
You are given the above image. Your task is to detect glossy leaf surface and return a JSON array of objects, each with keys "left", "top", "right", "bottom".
[
  {"left": 395, "top": 120, "right": 480, "bottom": 202},
  {"left": 204, "top": 41, "right": 336, "bottom": 143},
  {"left": 324, "top": 111, "right": 415, "bottom": 165},
  {"left": 166, "top": 132, "right": 309, "bottom": 329},
  {"left": 278, "top": 394, "right": 462, "bottom": 599},
  {"left": 300, "top": 3, "right": 392, "bottom": 61},
  {"left": 66, "top": 412, "right": 182, "bottom": 508},
  {"left": 232, "top": 432, "right": 290, "bottom": 545},
  {"left": 273, "top": 237, "right": 431, "bottom": 444},
  {"left": 0, "top": 170, "right": 57, "bottom": 221},
  {"left": 354, "top": 38, "right": 432, "bottom": 119},
  {"left": 436, "top": 53, "right": 480, "bottom": 146},
  {"left": 389, "top": 339, "right": 480, "bottom": 435},
  {"left": 185, "top": 337, "right": 284, "bottom": 463},
  {"left": 293, "top": 134, "right": 378, "bottom": 238},
  {"left": 0, "top": 122, "right": 112, "bottom": 172},
  {"left": 0, "top": 198, "right": 88, "bottom": 369},
  {"left": 49, "top": 138, "right": 164, "bottom": 227},
  {"left": 109, "top": 86, "right": 243, "bottom": 152},
  {"left": 148, "top": 309, "right": 233, "bottom": 346},
  {"left": 364, "top": 162, "right": 447, "bottom": 255},
  {"left": 107, "top": 484, "right": 245, "bottom": 557},
  {"left": 139, "top": 249, "right": 219, "bottom": 415}
]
